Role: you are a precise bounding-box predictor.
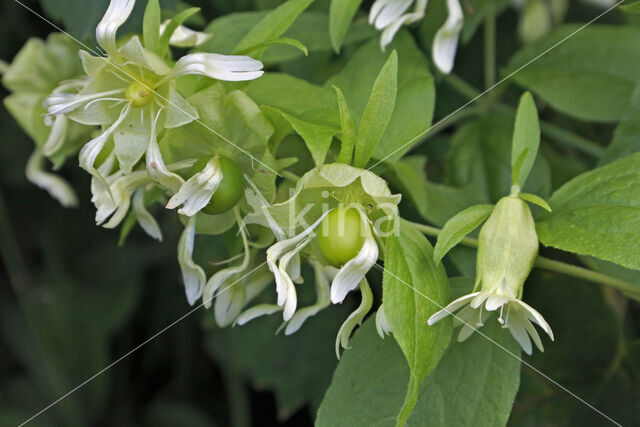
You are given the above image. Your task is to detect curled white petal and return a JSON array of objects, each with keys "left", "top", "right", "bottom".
[
  {"left": 203, "top": 211, "right": 250, "bottom": 309},
  {"left": 44, "top": 88, "right": 124, "bottom": 116},
  {"left": 160, "top": 20, "right": 211, "bottom": 47},
  {"left": 42, "top": 115, "right": 68, "bottom": 157},
  {"left": 146, "top": 111, "right": 184, "bottom": 193},
  {"left": 427, "top": 292, "right": 481, "bottom": 325},
  {"left": 166, "top": 156, "right": 223, "bottom": 216},
  {"left": 330, "top": 211, "right": 378, "bottom": 304},
  {"left": 432, "top": 0, "right": 464, "bottom": 73},
  {"left": 284, "top": 262, "right": 332, "bottom": 335},
  {"left": 370, "top": 0, "right": 414, "bottom": 29},
  {"left": 335, "top": 280, "right": 373, "bottom": 359},
  {"left": 235, "top": 304, "right": 282, "bottom": 326},
  {"left": 375, "top": 304, "right": 392, "bottom": 338},
  {"left": 96, "top": 0, "right": 135, "bottom": 55},
  {"left": 163, "top": 53, "right": 264, "bottom": 83},
  {"left": 26, "top": 149, "right": 78, "bottom": 208},
  {"left": 132, "top": 189, "right": 162, "bottom": 241},
  {"left": 178, "top": 217, "right": 207, "bottom": 305}
]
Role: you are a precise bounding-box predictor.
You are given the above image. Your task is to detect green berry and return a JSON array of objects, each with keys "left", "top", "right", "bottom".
[
  {"left": 317, "top": 207, "right": 366, "bottom": 267},
  {"left": 192, "top": 156, "right": 245, "bottom": 215}
]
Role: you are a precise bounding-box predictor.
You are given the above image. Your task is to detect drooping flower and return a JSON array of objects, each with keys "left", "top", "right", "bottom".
[
  {"left": 369, "top": 0, "right": 463, "bottom": 73},
  {"left": 428, "top": 191, "right": 554, "bottom": 355},
  {"left": 238, "top": 163, "right": 401, "bottom": 354}
]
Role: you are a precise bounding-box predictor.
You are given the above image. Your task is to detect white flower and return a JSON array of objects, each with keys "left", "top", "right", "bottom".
[
  {"left": 369, "top": 0, "right": 464, "bottom": 74},
  {"left": 132, "top": 189, "right": 162, "bottom": 241},
  {"left": 25, "top": 148, "right": 78, "bottom": 208},
  {"left": 178, "top": 217, "right": 207, "bottom": 305},
  {"left": 161, "top": 53, "right": 264, "bottom": 84},
  {"left": 160, "top": 20, "right": 211, "bottom": 47},
  {"left": 433, "top": 0, "right": 464, "bottom": 73},
  {"left": 284, "top": 262, "right": 334, "bottom": 335},
  {"left": 427, "top": 289, "right": 554, "bottom": 355},
  {"left": 265, "top": 206, "right": 379, "bottom": 321},
  {"left": 165, "top": 156, "right": 224, "bottom": 216},
  {"left": 375, "top": 304, "right": 392, "bottom": 338}
]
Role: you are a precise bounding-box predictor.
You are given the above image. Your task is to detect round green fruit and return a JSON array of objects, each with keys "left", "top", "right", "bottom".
[
  {"left": 191, "top": 156, "right": 245, "bottom": 215},
  {"left": 317, "top": 207, "right": 366, "bottom": 267}
]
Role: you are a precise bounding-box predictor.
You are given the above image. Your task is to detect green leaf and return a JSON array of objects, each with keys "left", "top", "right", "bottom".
[
  {"left": 143, "top": 0, "right": 161, "bottom": 53},
  {"left": 333, "top": 86, "right": 356, "bottom": 165},
  {"left": 326, "top": 31, "right": 435, "bottom": 164},
  {"left": 506, "top": 25, "right": 640, "bottom": 122},
  {"left": 511, "top": 92, "right": 540, "bottom": 187},
  {"left": 433, "top": 204, "right": 495, "bottom": 264},
  {"left": 316, "top": 317, "right": 522, "bottom": 427},
  {"left": 235, "top": 37, "right": 308, "bottom": 57},
  {"left": 600, "top": 81, "right": 640, "bottom": 165},
  {"left": 278, "top": 111, "right": 338, "bottom": 166},
  {"left": 446, "top": 116, "right": 551, "bottom": 203},
  {"left": 389, "top": 156, "right": 487, "bottom": 227},
  {"left": 383, "top": 220, "right": 452, "bottom": 426},
  {"left": 233, "top": 0, "right": 315, "bottom": 58},
  {"left": 519, "top": 192, "right": 551, "bottom": 212},
  {"left": 536, "top": 152, "right": 640, "bottom": 270},
  {"left": 329, "top": 0, "right": 364, "bottom": 53},
  {"left": 353, "top": 50, "right": 398, "bottom": 168},
  {"left": 157, "top": 7, "right": 200, "bottom": 56}
]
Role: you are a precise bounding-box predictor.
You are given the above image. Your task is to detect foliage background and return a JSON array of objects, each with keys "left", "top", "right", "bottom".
[{"left": 0, "top": 0, "right": 638, "bottom": 426}]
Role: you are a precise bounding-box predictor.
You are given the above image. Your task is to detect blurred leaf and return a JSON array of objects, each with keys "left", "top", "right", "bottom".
[
  {"left": 600, "top": 81, "right": 640, "bottom": 165},
  {"left": 353, "top": 50, "right": 398, "bottom": 168},
  {"left": 461, "top": 0, "right": 510, "bottom": 43},
  {"left": 383, "top": 220, "right": 452, "bottom": 425},
  {"left": 326, "top": 31, "right": 435, "bottom": 164},
  {"left": 142, "top": 401, "right": 217, "bottom": 427},
  {"left": 506, "top": 25, "right": 640, "bottom": 122},
  {"left": 537, "top": 152, "right": 640, "bottom": 270},
  {"left": 329, "top": 0, "right": 364, "bottom": 53}
]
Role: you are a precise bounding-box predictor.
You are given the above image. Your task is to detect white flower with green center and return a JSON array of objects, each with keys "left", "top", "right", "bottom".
[
  {"left": 369, "top": 0, "right": 463, "bottom": 73},
  {"left": 428, "top": 192, "right": 554, "bottom": 355},
  {"left": 238, "top": 163, "right": 401, "bottom": 354},
  {"left": 43, "top": 0, "right": 264, "bottom": 189}
]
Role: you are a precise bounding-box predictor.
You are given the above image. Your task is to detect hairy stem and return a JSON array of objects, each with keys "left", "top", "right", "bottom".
[{"left": 409, "top": 221, "right": 638, "bottom": 295}]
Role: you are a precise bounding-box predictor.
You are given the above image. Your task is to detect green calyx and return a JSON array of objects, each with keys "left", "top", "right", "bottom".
[
  {"left": 317, "top": 206, "right": 367, "bottom": 267},
  {"left": 192, "top": 156, "right": 245, "bottom": 215},
  {"left": 475, "top": 195, "right": 539, "bottom": 297}
]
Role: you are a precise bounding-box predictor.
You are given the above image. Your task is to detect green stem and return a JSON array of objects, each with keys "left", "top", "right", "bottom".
[
  {"left": 441, "top": 74, "right": 604, "bottom": 158},
  {"left": 408, "top": 221, "right": 638, "bottom": 295},
  {"left": 484, "top": 2, "right": 496, "bottom": 89},
  {"left": 222, "top": 366, "right": 251, "bottom": 427}
]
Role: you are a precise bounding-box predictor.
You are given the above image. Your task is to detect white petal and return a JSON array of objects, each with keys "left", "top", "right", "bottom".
[
  {"left": 96, "top": 0, "right": 135, "bottom": 55},
  {"left": 146, "top": 112, "right": 184, "bottom": 193},
  {"left": 160, "top": 20, "right": 211, "bottom": 47},
  {"left": 44, "top": 88, "right": 124, "bottom": 116},
  {"left": 214, "top": 285, "right": 245, "bottom": 327},
  {"left": 330, "top": 211, "right": 378, "bottom": 304},
  {"left": 432, "top": 0, "right": 464, "bottom": 73},
  {"left": 165, "top": 53, "right": 264, "bottom": 83},
  {"left": 485, "top": 294, "right": 510, "bottom": 311},
  {"left": 513, "top": 299, "right": 554, "bottom": 341},
  {"left": 507, "top": 312, "right": 533, "bottom": 355},
  {"left": 203, "top": 212, "right": 250, "bottom": 308},
  {"left": 372, "top": 0, "right": 413, "bottom": 29},
  {"left": 284, "top": 262, "right": 332, "bottom": 335},
  {"left": 132, "top": 189, "right": 162, "bottom": 241},
  {"left": 335, "top": 280, "right": 373, "bottom": 358},
  {"left": 235, "top": 304, "right": 282, "bottom": 326},
  {"left": 375, "top": 304, "right": 392, "bottom": 338},
  {"left": 427, "top": 291, "right": 482, "bottom": 325},
  {"left": 457, "top": 323, "right": 477, "bottom": 342},
  {"left": 42, "top": 115, "right": 68, "bottom": 157},
  {"left": 25, "top": 149, "right": 78, "bottom": 208},
  {"left": 516, "top": 309, "right": 544, "bottom": 352},
  {"left": 166, "top": 157, "right": 223, "bottom": 216},
  {"left": 178, "top": 217, "right": 206, "bottom": 305}
]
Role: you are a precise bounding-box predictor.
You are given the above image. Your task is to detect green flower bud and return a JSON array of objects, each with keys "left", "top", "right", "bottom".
[{"left": 474, "top": 194, "right": 538, "bottom": 299}]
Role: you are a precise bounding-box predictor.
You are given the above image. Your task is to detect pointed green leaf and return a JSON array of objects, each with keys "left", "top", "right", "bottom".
[
  {"left": 353, "top": 50, "right": 398, "bottom": 168},
  {"left": 433, "top": 204, "right": 495, "bottom": 264},
  {"left": 512, "top": 92, "right": 540, "bottom": 187},
  {"left": 519, "top": 192, "right": 551, "bottom": 212},
  {"left": 235, "top": 37, "right": 308, "bottom": 57},
  {"left": 383, "top": 220, "right": 452, "bottom": 426},
  {"left": 329, "top": 0, "right": 364, "bottom": 53},
  {"left": 143, "top": 0, "right": 161, "bottom": 54},
  {"left": 233, "top": 0, "right": 315, "bottom": 58},
  {"left": 333, "top": 86, "right": 356, "bottom": 165},
  {"left": 279, "top": 111, "right": 338, "bottom": 166}
]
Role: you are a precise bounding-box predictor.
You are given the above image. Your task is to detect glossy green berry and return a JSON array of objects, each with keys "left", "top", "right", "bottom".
[
  {"left": 125, "top": 81, "right": 153, "bottom": 107},
  {"left": 191, "top": 156, "right": 245, "bottom": 215},
  {"left": 317, "top": 207, "right": 366, "bottom": 267}
]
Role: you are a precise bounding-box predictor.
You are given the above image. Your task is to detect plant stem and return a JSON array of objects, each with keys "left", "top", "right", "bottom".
[
  {"left": 441, "top": 73, "right": 605, "bottom": 158},
  {"left": 222, "top": 366, "right": 251, "bottom": 427},
  {"left": 484, "top": 2, "right": 496, "bottom": 89},
  {"left": 408, "top": 221, "right": 638, "bottom": 295}
]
